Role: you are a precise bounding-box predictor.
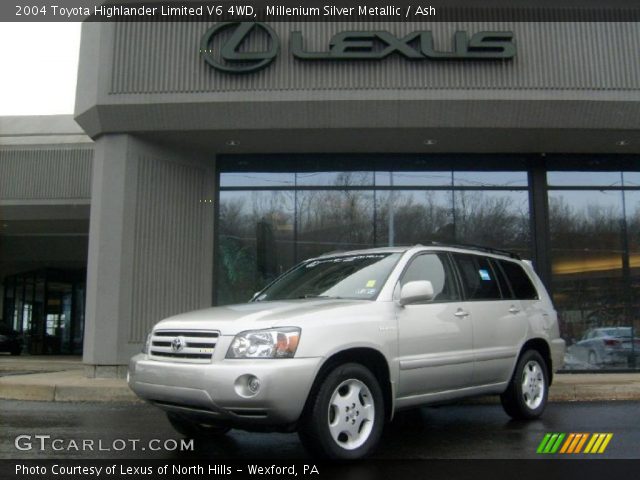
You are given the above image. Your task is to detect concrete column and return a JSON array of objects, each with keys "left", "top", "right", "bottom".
[
  {"left": 83, "top": 135, "right": 136, "bottom": 377},
  {"left": 83, "top": 135, "right": 215, "bottom": 377}
]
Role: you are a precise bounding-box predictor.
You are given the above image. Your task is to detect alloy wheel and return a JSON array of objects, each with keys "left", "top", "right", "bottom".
[
  {"left": 327, "top": 378, "right": 375, "bottom": 450},
  {"left": 521, "top": 360, "right": 545, "bottom": 410}
]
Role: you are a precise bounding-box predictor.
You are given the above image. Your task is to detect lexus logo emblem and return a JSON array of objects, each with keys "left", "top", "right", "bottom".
[
  {"left": 171, "top": 337, "right": 185, "bottom": 352},
  {"left": 200, "top": 22, "right": 279, "bottom": 73}
]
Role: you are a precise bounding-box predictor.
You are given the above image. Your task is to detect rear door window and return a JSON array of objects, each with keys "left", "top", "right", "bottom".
[{"left": 452, "top": 254, "right": 502, "bottom": 301}]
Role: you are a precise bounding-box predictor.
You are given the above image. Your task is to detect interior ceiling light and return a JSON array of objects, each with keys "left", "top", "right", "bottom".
[
  {"left": 226, "top": 140, "right": 240, "bottom": 146},
  {"left": 615, "top": 140, "right": 629, "bottom": 146},
  {"left": 423, "top": 139, "right": 437, "bottom": 145}
]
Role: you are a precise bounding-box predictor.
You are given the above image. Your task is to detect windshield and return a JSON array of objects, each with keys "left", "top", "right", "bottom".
[{"left": 255, "top": 253, "right": 402, "bottom": 301}]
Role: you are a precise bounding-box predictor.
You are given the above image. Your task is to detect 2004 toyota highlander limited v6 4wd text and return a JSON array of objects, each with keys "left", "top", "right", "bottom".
[{"left": 128, "top": 245, "right": 565, "bottom": 459}]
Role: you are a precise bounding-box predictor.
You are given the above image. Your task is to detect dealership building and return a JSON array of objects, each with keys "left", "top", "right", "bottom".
[{"left": 1, "top": 19, "right": 639, "bottom": 376}]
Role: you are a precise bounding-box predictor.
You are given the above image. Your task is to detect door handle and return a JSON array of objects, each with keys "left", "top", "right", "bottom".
[
  {"left": 509, "top": 306, "right": 520, "bottom": 314},
  {"left": 454, "top": 309, "right": 470, "bottom": 318}
]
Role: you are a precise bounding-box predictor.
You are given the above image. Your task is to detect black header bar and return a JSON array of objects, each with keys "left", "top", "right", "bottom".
[{"left": 4, "top": 0, "right": 640, "bottom": 22}]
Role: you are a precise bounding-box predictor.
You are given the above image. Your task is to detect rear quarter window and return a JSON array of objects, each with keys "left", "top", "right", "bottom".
[{"left": 498, "top": 260, "right": 539, "bottom": 300}]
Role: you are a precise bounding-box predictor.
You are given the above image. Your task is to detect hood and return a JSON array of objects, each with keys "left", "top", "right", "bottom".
[{"left": 153, "top": 299, "right": 370, "bottom": 335}]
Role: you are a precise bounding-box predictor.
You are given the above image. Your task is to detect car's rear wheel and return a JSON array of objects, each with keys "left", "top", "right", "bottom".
[
  {"left": 500, "top": 349, "right": 548, "bottom": 420},
  {"left": 298, "top": 363, "right": 384, "bottom": 459},
  {"left": 166, "top": 412, "right": 231, "bottom": 438}
]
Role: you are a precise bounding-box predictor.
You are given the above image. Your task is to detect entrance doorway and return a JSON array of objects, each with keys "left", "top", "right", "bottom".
[{"left": 2, "top": 269, "right": 85, "bottom": 355}]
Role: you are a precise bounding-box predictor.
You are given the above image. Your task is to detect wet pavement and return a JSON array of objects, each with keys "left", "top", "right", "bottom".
[{"left": 1, "top": 400, "right": 638, "bottom": 460}]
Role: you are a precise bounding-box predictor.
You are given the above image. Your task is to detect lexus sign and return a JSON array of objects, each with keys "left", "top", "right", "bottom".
[{"left": 200, "top": 22, "right": 516, "bottom": 74}]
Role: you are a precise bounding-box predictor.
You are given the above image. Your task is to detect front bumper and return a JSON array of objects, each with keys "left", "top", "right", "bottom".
[{"left": 128, "top": 353, "right": 322, "bottom": 428}]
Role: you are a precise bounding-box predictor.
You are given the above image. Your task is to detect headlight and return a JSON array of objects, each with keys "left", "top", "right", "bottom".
[
  {"left": 142, "top": 332, "right": 152, "bottom": 354},
  {"left": 226, "top": 327, "right": 300, "bottom": 359}
]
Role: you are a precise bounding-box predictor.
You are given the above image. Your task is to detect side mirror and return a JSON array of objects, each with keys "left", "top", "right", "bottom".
[{"left": 399, "top": 281, "right": 435, "bottom": 306}]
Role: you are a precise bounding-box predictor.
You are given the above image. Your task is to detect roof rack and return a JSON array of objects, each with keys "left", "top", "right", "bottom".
[
  {"left": 319, "top": 250, "right": 346, "bottom": 257},
  {"left": 424, "top": 242, "right": 522, "bottom": 260}
]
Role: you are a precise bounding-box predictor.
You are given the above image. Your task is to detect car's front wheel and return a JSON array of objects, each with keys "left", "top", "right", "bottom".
[
  {"left": 166, "top": 412, "right": 231, "bottom": 438},
  {"left": 298, "top": 363, "right": 384, "bottom": 460},
  {"left": 500, "top": 349, "right": 549, "bottom": 420}
]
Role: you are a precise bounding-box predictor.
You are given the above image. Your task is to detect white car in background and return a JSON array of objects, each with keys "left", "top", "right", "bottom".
[{"left": 128, "top": 244, "right": 565, "bottom": 459}]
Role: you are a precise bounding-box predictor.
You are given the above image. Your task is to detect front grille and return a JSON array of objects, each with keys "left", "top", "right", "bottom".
[{"left": 149, "top": 329, "right": 220, "bottom": 363}]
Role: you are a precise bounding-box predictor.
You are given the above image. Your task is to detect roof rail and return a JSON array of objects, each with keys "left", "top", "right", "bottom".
[
  {"left": 425, "top": 242, "right": 522, "bottom": 260},
  {"left": 320, "top": 250, "right": 346, "bottom": 257}
]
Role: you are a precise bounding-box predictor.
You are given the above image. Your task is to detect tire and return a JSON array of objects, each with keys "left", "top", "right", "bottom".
[
  {"left": 10, "top": 348, "right": 21, "bottom": 356},
  {"left": 588, "top": 350, "right": 598, "bottom": 366},
  {"left": 298, "top": 363, "right": 384, "bottom": 460},
  {"left": 166, "top": 412, "right": 231, "bottom": 438},
  {"left": 500, "top": 349, "right": 549, "bottom": 420}
]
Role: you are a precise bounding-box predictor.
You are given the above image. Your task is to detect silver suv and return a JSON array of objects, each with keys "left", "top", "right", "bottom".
[{"left": 128, "top": 245, "right": 565, "bottom": 459}]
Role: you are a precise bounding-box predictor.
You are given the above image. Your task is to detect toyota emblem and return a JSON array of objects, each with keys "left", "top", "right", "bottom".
[{"left": 171, "top": 336, "right": 186, "bottom": 352}]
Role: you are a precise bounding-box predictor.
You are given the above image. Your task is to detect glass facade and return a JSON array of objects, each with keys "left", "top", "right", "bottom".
[
  {"left": 548, "top": 172, "right": 639, "bottom": 370},
  {"left": 215, "top": 156, "right": 640, "bottom": 371},
  {"left": 217, "top": 157, "right": 531, "bottom": 303},
  {"left": 2, "top": 269, "right": 86, "bottom": 355}
]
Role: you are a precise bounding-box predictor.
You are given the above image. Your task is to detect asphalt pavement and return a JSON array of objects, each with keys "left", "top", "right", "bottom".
[{"left": 1, "top": 400, "right": 638, "bottom": 460}]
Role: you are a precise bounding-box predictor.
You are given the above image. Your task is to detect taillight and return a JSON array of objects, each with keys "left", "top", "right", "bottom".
[{"left": 604, "top": 339, "right": 621, "bottom": 347}]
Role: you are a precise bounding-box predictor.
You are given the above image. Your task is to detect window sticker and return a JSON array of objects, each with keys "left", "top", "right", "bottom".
[
  {"left": 366, "top": 280, "right": 377, "bottom": 288},
  {"left": 305, "top": 254, "right": 386, "bottom": 268},
  {"left": 356, "top": 288, "right": 377, "bottom": 296},
  {"left": 478, "top": 269, "right": 492, "bottom": 281}
]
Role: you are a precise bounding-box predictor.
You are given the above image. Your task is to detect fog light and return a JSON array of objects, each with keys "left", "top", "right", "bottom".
[{"left": 248, "top": 376, "right": 260, "bottom": 394}]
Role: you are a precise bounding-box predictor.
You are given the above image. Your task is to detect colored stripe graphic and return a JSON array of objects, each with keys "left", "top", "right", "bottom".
[
  {"left": 584, "top": 434, "right": 599, "bottom": 453},
  {"left": 537, "top": 433, "right": 566, "bottom": 454},
  {"left": 550, "top": 433, "right": 565, "bottom": 453},
  {"left": 566, "top": 433, "right": 583, "bottom": 453},
  {"left": 574, "top": 433, "right": 589, "bottom": 453},
  {"left": 598, "top": 433, "right": 613, "bottom": 453},
  {"left": 559, "top": 433, "right": 575, "bottom": 453},
  {"left": 584, "top": 433, "right": 613, "bottom": 454},
  {"left": 536, "top": 433, "right": 552, "bottom": 453},
  {"left": 538, "top": 433, "right": 613, "bottom": 454}
]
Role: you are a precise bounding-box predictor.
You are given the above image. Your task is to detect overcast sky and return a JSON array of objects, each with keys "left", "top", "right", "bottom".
[{"left": 0, "top": 23, "right": 81, "bottom": 116}]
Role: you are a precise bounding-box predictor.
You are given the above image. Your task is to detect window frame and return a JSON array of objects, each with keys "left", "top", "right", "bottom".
[
  {"left": 396, "top": 251, "right": 462, "bottom": 304},
  {"left": 450, "top": 252, "right": 506, "bottom": 302}
]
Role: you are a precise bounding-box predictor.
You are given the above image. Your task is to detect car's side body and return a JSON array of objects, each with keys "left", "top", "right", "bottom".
[{"left": 128, "top": 245, "right": 564, "bottom": 436}]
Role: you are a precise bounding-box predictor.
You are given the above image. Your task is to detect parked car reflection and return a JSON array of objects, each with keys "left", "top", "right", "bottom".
[{"left": 567, "top": 327, "right": 640, "bottom": 367}]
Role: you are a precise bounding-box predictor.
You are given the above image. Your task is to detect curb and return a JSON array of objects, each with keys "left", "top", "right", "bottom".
[
  {"left": 0, "top": 370, "right": 141, "bottom": 403},
  {"left": 0, "top": 382, "right": 141, "bottom": 403}
]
